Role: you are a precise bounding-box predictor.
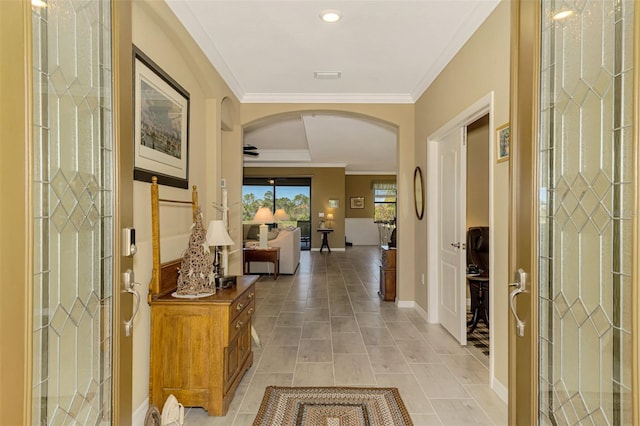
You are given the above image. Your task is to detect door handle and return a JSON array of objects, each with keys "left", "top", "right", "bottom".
[
  {"left": 509, "top": 268, "right": 527, "bottom": 337},
  {"left": 451, "top": 242, "right": 461, "bottom": 249},
  {"left": 123, "top": 269, "right": 141, "bottom": 337}
]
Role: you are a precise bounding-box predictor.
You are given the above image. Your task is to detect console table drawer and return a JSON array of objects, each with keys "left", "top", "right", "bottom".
[
  {"left": 228, "top": 300, "right": 255, "bottom": 343},
  {"left": 381, "top": 247, "right": 396, "bottom": 269},
  {"left": 230, "top": 287, "right": 255, "bottom": 322}
]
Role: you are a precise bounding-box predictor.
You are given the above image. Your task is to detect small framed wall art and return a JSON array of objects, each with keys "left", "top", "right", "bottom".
[
  {"left": 496, "top": 123, "right": 510, "bottom": 163},
  {"left": 350, "top": 197, "right": 365, "bottom": 209}
]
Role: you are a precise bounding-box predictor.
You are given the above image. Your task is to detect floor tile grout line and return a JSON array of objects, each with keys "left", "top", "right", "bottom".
[{"left": 185, "top": 248, "right": 505, "bottom": 424}]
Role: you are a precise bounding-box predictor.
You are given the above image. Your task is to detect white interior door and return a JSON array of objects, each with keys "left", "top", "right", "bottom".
[{"left": 437, "top": 127, "right": 467, "bottom": 344}]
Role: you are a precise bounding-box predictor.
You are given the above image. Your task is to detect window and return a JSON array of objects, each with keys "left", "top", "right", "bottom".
[
  {"left": 373, "top": 181, "right": 396, "bottom": 223},
  {"left": 242, "top": 177, "right": 311, "bottom": 226}
]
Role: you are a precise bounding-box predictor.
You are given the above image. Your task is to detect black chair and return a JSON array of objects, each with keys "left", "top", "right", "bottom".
[
  {"left": 297, "top": 220, "right": 311, "bottom": 250},
  {"left": 467, "top": 226, "right": 489, "bottom": 332}
]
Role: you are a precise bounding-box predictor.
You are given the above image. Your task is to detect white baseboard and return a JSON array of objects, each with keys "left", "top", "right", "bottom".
[
  {"left": 396, "top": 300, "right": 415, "bottom": 308},
  {"left": 491, "top": 377, "right": 508, "bottom": 403},
  {"left": 132, "top": 398, "right": 149, "bottom": 426},
  {"left": 411, "top": 302, "right": 428, "bottom": 321}
]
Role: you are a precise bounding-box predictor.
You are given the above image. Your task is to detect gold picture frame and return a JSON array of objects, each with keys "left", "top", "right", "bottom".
[
  {"left": 496, "top": 123, "right": 510, "bottom": 163},
  {"left": 350, "top": 197, "right": 364, "bottom": 209}
]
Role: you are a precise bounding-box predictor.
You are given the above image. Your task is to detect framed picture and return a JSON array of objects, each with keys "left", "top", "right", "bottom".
[
  {"left": 350, "top": 197, "right": 365, "bottom": 209},
  {"left": 328, "top": 199, "right": 339, "bottom": 208},
  {"left": 133, "top": 46, "right": 190, "bottom": 189},
  {"left": 496, "top": 123, "right": 510, "bottom": 163}
]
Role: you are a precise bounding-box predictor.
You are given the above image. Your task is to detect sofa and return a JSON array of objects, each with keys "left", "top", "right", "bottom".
[{"left": 242, "top": 224, "right": 301, "bottom": 274}]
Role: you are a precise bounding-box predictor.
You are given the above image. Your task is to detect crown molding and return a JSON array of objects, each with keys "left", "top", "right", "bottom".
[
  {"left": 243, "top": 162, "right": 396, "bottom": 175},
  {"left": 410, "top": 0, "right": 501, "bottom": 101},
  {"left": 243, "top": 162, "right": 348, "bottom": 169},
  {"left": 244, "top": 149, "right": 311, "bottom": 162},
  {"left": 240, "top": 92, "right": 415, "bottom": 104},
  {"left": 165, "top": 0, "right": 245, "bottom": 99},
  {"left": 345, "top": 171, "right": 397, "bottom": 176}
]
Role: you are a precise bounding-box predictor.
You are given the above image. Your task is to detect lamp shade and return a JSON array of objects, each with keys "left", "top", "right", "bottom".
[
  {"left": 326, "top": 213, "right": 334, "bottom": 220},
  {"left": 274, "top": 208, "right": 289, "bottom": 221},
  {"left": 206, "top": 220, "right": 234, "bottom": 246},
  {"left": 253, "top": 207, "right": 275, "bottom": 224}
]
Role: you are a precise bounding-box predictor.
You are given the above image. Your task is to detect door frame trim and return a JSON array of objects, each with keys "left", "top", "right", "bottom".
[
  {"left": 632, "top": 3, "right": 640, "bottom": 424},
  {"left": 426, "top": 91, "right": 496, "bottom": 381},
  {"left": 0, "top": 1, "right": 33, "bottom": 424}
]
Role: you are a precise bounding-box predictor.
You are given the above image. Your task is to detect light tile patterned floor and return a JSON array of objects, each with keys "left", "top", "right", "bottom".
[{"left": 184, "top": 246, "right": 507, "bottom": 425}]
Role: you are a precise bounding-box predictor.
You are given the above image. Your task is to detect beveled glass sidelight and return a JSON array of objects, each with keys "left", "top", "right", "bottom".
[
  {"left": 538, "top": 0, "right": 635, "bottom": 424},
  {"left": 31, "top": 0, "right": 114, "bottom": 423}
]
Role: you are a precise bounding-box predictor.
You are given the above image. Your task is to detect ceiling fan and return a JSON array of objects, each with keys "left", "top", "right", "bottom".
[{"left": 243, "top": 144, "right": 259, "bottom": 157}]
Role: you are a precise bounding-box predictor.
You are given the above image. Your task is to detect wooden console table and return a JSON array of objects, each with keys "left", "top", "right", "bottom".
[
  {"left": 150, "top": 274, "right": 258, "bottom": 416},
  {"left": 379, "top": 246, "right": 396, "bottom": 301},
  {"left": 243, "top": 247, "right": 280, "bottom": 279}
]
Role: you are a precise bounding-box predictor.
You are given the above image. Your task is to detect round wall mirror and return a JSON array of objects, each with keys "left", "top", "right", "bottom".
[{"left": 414, "top": 166, "right": 424, "bottom": 220}]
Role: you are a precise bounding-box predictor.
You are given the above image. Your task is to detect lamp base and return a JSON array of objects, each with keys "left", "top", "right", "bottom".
[
  {"left": 216, "top": 275, "right": 237, "bottom": 289},
  {"left": 259, "top": 223, "right": 269, "bottom": 248}
]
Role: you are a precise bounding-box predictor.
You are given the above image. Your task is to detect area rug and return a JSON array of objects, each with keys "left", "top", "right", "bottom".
[
  {"left": 467, "top": 312, "right": 489, "bottom": 357},
  {"left": 253, "top": 386, "right": 413, "bottom": 426}
]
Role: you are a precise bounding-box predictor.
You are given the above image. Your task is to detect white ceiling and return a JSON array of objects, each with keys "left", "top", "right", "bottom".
[{"left": 166, "top": 0, "right": 500, "bottom": 173}]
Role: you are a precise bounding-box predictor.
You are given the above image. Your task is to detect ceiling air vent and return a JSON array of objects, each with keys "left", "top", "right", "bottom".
[{"left": 314, "top": 71, "right": 341, "bottom": 80}]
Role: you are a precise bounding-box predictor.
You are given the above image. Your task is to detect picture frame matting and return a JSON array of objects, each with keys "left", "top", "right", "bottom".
[{"left": 133, "top": 46, "right": 190, "bottom": 189}]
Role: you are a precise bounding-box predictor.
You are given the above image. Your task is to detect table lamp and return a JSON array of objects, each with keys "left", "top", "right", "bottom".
[
  {"left": 273, "top": 208, "right": 289, "bottom": 228},
  {"left": 253, "top": 207, "right": 275, "bottom": 248},
  {"left": 326, "top": 213, "right": 334, "bottom": 228},
  {"left": 206, "top": 220, "right": 235, "bottom": 284}
]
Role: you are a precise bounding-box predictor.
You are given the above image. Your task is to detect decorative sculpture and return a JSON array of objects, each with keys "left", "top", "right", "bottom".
[{"left": 176, "top": 207, "right": 215, "bottom": 296}]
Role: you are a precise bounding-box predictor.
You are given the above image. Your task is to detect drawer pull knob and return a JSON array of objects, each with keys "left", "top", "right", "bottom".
[
  {"left": 236, "top": 303, "right": 244, "bottom": 311},
  {"left": 248, "top": 292, "right": 254, "bottom": 299},
  {"left": 235, "top": 321, "right": 243, "bottom": 330},
  {"left": 248, "top": 308, "right": 254, "bottom": 316}
]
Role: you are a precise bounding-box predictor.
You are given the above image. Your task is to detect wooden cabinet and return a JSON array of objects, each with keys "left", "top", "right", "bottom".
[
  {"left": 149, "top": 275, "right": 258, "bottom": 416},
  {"left": 379, "top": 246, "right": 396, "bottom": 301}
]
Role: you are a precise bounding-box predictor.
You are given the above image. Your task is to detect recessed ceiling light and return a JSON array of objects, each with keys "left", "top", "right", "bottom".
[
  {"left": 31, "top": 0, "right": 47, "bottom": 7},
  {"left": 320, "top": 9, "right": 342, "bottom": 23},
  {"left": 553, "top": 10, "right": 573, "bottom": 20}
]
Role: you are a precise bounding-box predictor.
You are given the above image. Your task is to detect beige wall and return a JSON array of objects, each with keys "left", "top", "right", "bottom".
[
  {"left": 414, "top": 0, "right": 510, "bottom": 390},
  {"left": 467, "top": 115, "right": 490, "bottom": 228},
  {"left": 345, "top": 175, "right": 397, "bottom": 219},
  {"left": 241, "top": 104, "right": 416, "bottom": 303},
  {"left": 130, "top": 0, "right": 241, "bottom": 414},
  {"left": 243, "top": 167, "right": 346, "bottom": 250}
]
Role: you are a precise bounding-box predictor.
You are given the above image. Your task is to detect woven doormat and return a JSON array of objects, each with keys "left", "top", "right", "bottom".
[{"left": 253, "top": 386, "right": 413, "bottom": 426}]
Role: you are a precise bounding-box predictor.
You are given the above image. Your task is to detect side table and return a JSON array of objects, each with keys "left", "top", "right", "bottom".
[
  {"left": 466, "top": 275, "right": 489, "bottom": 332},
  {"left": 317, "top": 228, "right": 333, "bottom": 252},
  {"left": 243, "top": 247, "right": 280, "bottom": 280}
]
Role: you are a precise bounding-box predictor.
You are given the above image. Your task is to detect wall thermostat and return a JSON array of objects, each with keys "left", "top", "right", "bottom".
[{"left": 122, "top": 227, "right": 137, "bottom": 256}]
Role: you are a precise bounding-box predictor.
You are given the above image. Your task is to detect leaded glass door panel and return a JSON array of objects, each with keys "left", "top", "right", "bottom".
[
  {"left": 510, "top": 0, "right": 637, "bottom": 424},
  {"left": 31, "top": 0, "right": 116, "bottom": 423},
  {"left": 538, "top": 1, "right": 635, "bottom": 424}
]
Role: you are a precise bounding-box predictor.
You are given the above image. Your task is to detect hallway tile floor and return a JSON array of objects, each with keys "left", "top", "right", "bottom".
[{"left": 184, "top": 246, "right": 507, "bottom": 425}]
